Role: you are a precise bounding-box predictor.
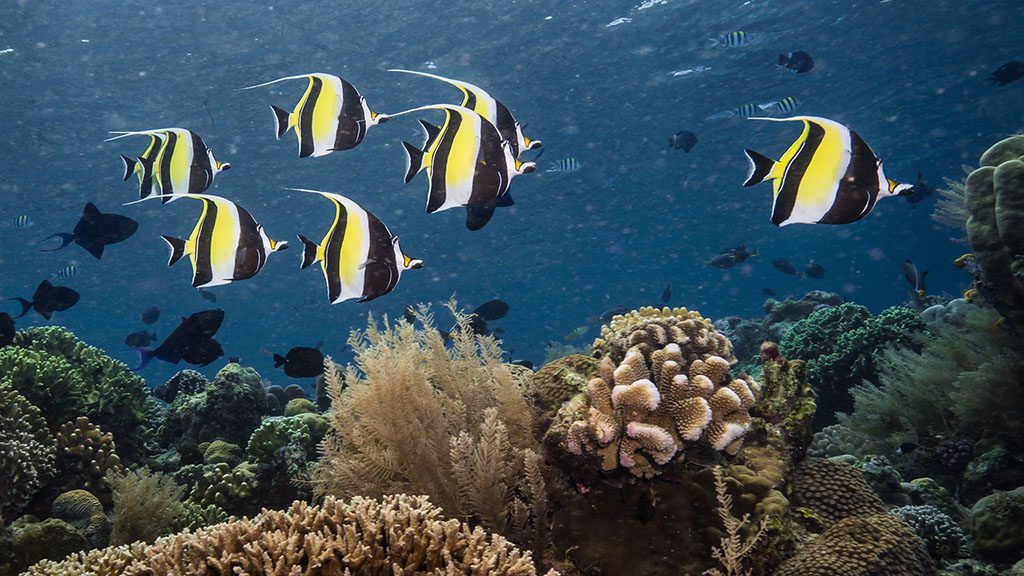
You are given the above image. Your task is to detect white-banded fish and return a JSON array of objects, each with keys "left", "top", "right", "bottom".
[
  {"left": 11, "top": 215, "right": 33, "bottom": 229},
  {"left": 106, "top": 129, "right": 230, "bottom": 203},
  {"left": 742, "top": 115, "right": 913, "bottom": 226},
  {"left": 292, "top": 188, "right": 422, "bottom": 304},
  {"left": 547, "top": 157, "right": 581, "bottom": 173},
  {"left": 393, "top": 104, "right": 536, "bottom": 230},
  {"left": 716, "top": 31, "right": 751, "bottom": 47},
  {"left": 388, "top": 69, "right": 541, "bottom": 158},
  {"left": 129, "top": 194, "right": 288, "bottom": 288},
  {"left": 243, "top": 73, "right": 387, "bottom": 157},
  {"left": 52, "top": 264, "right": 81, "bottom": 280},
  {"left": 760, "top": 96, "right": 802, "bottom": 114},
  {"left": 119, "top": 132, "right": 164, "bottom": 199},
  {"left": 704, "top": 103, "right": 759, "bottom": 121}
]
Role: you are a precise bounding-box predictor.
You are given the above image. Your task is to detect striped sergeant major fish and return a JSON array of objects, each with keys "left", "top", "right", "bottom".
[
  {"left": 11, "top": 215, "right": 33, "bottom": 228},
  {"left": 52, "top": 264, "right": 81, "bottom": 280},
  {"left": 393, "top": 104, "right": 536, "bottom": 230},
  {"left": 546, "top": 157, "right": 581, "bottom": 173},
  {"left": 704, "top": 103, "right": 759, "bottom": 121},
  {"left": 388, "top": 69, "right": 541, "bottom": 158},
  {"left": 127, "top": 194, "right": 288, "bottom": 288},
  {"left": 119, "top": 132, "right": 164, "bottom": 199},
  {"left": 242, "top": 73, "right": 388, "bottom": 157},
  {"left": 759, "top": 96, "right": 802, "bottom": 115},
  {"left": 715, "top": 30, "right": 751, "bottom": 47},
  {"left": 291, "top": 189, "right": 422, "bottom": 304},
  {"left": 106, "top": 129, "right": 230, "bottom": 203},
  {"left": 742, "top": 115, "right": 913, "bottom": 226}
]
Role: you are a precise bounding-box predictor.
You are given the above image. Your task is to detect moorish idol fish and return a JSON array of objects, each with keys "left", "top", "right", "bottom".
[
  {"left": 128, "top": 194, "right": 288, "bottom": 288},
  {"left": 291, "top": 188, "right": 422, "bottom": 304},
  {"left": 43, "top": 202, "right": 138, "bottom": 259},
  {"left": 388, "top": 69, "right": 541, "bottom": 157},
  {"left": 742, "top": 115, "right": 913, "bottom": 226},
  {"left": 119, "top": 132, "right": 164, "bottom": 199},
  {"left": 392, "top": 104, "right": 536, "bottom": 230},
  {"left": 106, "top": 128, "right": 230, "bottom": 202},
  {"left": 242, "top": 73, "right": 388, "bottom": 157},
  {"left": 8, "top": 280, "right": 80, "bottom": 320}
]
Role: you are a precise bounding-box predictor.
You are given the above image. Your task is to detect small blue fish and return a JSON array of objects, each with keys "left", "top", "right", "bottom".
[
  {"left": 11, "top": 215, "right": 33, "bottom": 229},
  {"left": 52, "top": 264, "right": 81, "bottom": 280},
  {"left": 564, "top": 325, "right": 589, "bottom": 341},
  {"left": 547, "top": 157, "right": 581, "bottom": 173}
]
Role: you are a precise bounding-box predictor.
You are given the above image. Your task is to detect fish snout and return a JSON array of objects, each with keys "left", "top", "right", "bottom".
[
  {"left": 373, "top": 112, "right": 390, "bottom": 124},
  {"left": 519, "top": 162, "right": 537, "bottom": 174}
]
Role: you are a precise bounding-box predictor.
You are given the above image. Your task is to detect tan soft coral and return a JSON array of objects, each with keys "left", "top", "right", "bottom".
[{"left": 563, "top": 340, "right": 760, "bottom": 478}]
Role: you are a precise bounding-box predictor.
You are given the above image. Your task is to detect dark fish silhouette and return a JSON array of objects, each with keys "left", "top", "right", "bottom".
[
  {"left": 902, "top": 259, "right": 928, "bottom": 296},
  {"left": 135, "top": 309, "right": 224, "bottom": 370},
  {"left": 198, "top": 288, "right": 218, "bottom": 303},
  {"left": 0, "top": 312, "right": 14, "bottom": 348},
  {"left": 42, "top": 203, "right": 138, "bottom": 259},
  {"left": 805, "top": 262, "right": 826, "bottom": 279},
  {"left": 988, "top": 60, "right": 1024, "bottom": 86},
  {"left": 763, "top": 288, "right": 777, "bottom": 298},
  {"left": 8, "top": 280, "right": 80, "bottom": 320},
  {"left": 661, "top": 283, "right": 672, "bottom": 303},
  {"left": 902, "top": 173, "right": 933, "bottom": 207},
  {"left": 669, "top": 130, "right": 698, "bottom": 152},
  {"left": 707, "top": 244, "right": 757, "bottom": 269},
  {"left": 778, "top": 51, "right": 814, "bottom": 73},
  {"left": 124, "top": 330, "right": 157, "bottom": 347},
  {"left": 511, "top": 359, "right": 534, "bottom": 370},
  {"left": 473, "top": 299, "right": 510, "bottom": 321},
  {"left": 599, "top": 306, "right": 629, "bottom": 324},
  {"left": 141, "top": 305, "right": 161, "bottom": 325},
  {"left": 771, "top": 258, "right": 801, "bottom": 277},
  {"left": 273, "top": 346, "right": 325, "bottom": 378}
]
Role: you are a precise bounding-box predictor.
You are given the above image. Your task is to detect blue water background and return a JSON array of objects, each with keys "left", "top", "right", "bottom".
[{"left": 1, "top": 0, "right": 1021, "bottom": 390}]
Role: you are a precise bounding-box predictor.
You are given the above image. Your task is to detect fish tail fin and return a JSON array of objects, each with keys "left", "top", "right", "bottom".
[
  {"left": 297, "top": 234, "right": 319, "bottom": 269},
  {"left": 402, "top": 141, "right": 424, "bottom": 184},
  {"left": 742, "top": 149, "right": 777, "bottom": 186},
  {"left": 7, "top": 297, "right": 31, "bottom": 319},
  {"left": 273, "top": 353, "right": 286, "bottom": 368},
  {"left": 120, "top": 155, "right": 137, "bottom": 181},
  {"left": 133, "top": 347, "right": 155, "bottom": 371},
  {"left": 161, "top": 235, "right": 187, "bottom": 266},
  {"left": 41, "top": 232, "right": 75, "bottom": 252},
  {"left": 271, "top": 105, "right": 291, "bottom": 139}
]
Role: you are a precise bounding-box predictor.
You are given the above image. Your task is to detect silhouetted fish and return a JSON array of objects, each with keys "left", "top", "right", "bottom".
[
  {"left": 661, "top": 283, "right": 672, "bottom": 303},
  {"left": 42, "top": 203, "right": 138, "bottom": 259},
  {"left": 988, "top": 60, "right": 1024, "bottom": 86},
  {"left": 141, "top": 305, "right": 161, "bottom": 325},
  {"left": 778, "top": 51, "right": 814, "bottom": 73},
  {"left": 511, "top": 359, "right": 534, "bottom": 370},
  {"left": 599, "top": 306, "right": 629, "bottom": 324},
  {"left": 8, "top": 280, "right": 80, "bottom": 320},
  {"left": 902, "top": 259, "right": 928, "bottom": 296},
  {"left": 805, "top": 262, "right": 826, "bottom": 279},
  {"left": 135, "top": 309, "right": 224, "bottom": 370},
  {"left": 124, "top": 330, "right": 157, "bottom": 347},
  {"left": 669, "top": 130, "right": 697, "bottom": 152},
  {"left": 0, "top": 312, "right": 14, "bottom": 348},
  {"left": 763, "top": 288, "right": 776, "bottom": 298},
  {"left": 902, "top": 173, "right": 933, "bottom": 207},
  {"left": 707, "top": 244, "right": 757, "bottom": 269},
  {"left": 473, "top": 299, "right": 510, "bottom": 321},
  {"left": 274, "top": 346, "right": 325, "bottom": 378},
  {"left": 198, "top": 288, "right": 218, "bottom": 303},
  {"left": 771, "top": 258, "right": 801, "bottom": 277}
]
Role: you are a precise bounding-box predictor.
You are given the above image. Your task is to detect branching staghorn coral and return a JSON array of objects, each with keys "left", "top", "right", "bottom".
[
  {"left": 25, "top": 494, "right": 556, "bottom": 576},
  {"left": 312, "top": 303, "right": 547, "bottom": 549},
  {"left": 106, "top": 467, "right": 185, "bottom": 545}
]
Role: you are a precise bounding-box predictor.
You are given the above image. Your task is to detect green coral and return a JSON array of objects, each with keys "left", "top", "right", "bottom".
[
  {"left": 50, "top": 489, "right": 109, "bottom": 548},
  {"left": 532, "top": 354, "right": 598, "bottom": 412},
  {"left": 0, "top": 382, "right": 55, "bottom": 519},
  {"left": 175, "top": 501, "right": 229, "bottom": 531},
  {"left": 202, "top": 440, "right": 243, "bottom": 467},
  {"left": 283, "top": 397, "right": 316, "bottom": 416},
  {"left": 780, "top": 303, "right": 924, "bottom": 425},
  {"left": 0, "top": 326, "right": 159, "bottom": 463},
  {"left": 246, "top": 415, "right": 318, "bottom": 508},
  {"left": 969, "top": 486, "right": 1024, "bottom": 562},
  {"left": 177, "top": 462, "right": 256, "bottom": 515},
  {"left": 9, "top": 518, "right": 89, "bottom": 574},
  {"left": 752, "top": 343, "right": 817, "bottom": 457}
]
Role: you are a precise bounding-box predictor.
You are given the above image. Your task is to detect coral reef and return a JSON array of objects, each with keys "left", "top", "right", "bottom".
[
  {"left": 283, "top": 396, "right": 316, "bottom": 416},
  {"left": 963, "top": 135, "right": 1024, "bottom": 330},
  {"left": 592, "top": 305, "right": 735, "bottom": 365},
  {"left": 933, "top": 175, "right": 971, "bottom": 245},
  {"left": 773, "top": 514, "right": 936, "bottom": 575},
  {"left": 202, "top": 439, "right": 243, "bottom": 467},
  {"left": 532, "top": 354, "right": 598, "bottom": 412},
  {"left": 0, "top": 326, "right": 159, "bottom": 463},
  {"left": 751, "top": 342, "right": 816, "bottom": 458},
  {"left": 8, "top": 518, "right": 89, "bottom": 573},
  {"left": 153, "top": 369, "right": 208, "bottom": 405},
  {"left": 705, "top": 466, "right": 768, "bottom": 576},
  {"left": 962, "top": 446, "right": 1024, "bottom": 504},
  {"left": 107, "top": 467, "right": 185, "bottom": 545},
  {"left": 25, "top": 494, "right": 554, "bottom": 575},
  {"left": 0, "top": 382, "right": 55, "bottom": 519},
  {"left": 891, "top": 505, "right": 971, "bottom": 566},
  {"left": 789, "top": 458, "right": 886, "bottom": 527},
  {"left": 177, "top": 462, "right": 256, "bottom": 515},
  {"left": 807, "top": 423, "right": 880, "bottom": 459},
  {"left": 780, "top": 303, "right": 925, "bottom": 426},
  {"left": 245, "top": 415, "right": 318, "bottom": 507},
  {"left": 54, "top": 416, "right": 123, "bottom": 495},
  {"left": 50, "top": 489, "right": 109, "bottom": 548},
  {"left": 555, "top": 343, "right": 760, "bottom": 478},
  {"left": 969, "top": 486, "right": 1024, "bottom": 562}
]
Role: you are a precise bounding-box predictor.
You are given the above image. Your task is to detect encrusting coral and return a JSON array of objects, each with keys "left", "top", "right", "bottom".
[
  {"left": 55, "top": 416, "right": 123, "bottom": 495},
  {"left": 24, "top": 494, "right": 556, "bottom": 576},
  {"left": 0, "top": 382, "right": 55, "bottom": 519},
  {"left": 50, "top": 489, "right": 110, "bottom": 548},
  {"left": 532, "top": 354, "right": 598, "bottom": 412}
]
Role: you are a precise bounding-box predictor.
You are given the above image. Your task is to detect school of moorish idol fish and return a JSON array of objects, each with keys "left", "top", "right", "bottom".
[{"left": 5, "top": 67, "right": 922, "bottom": 371}]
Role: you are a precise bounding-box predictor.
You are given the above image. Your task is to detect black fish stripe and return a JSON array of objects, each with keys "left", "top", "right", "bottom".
[
  {"left": 493, "top": 102, "right": 518, "bottom": 156},
  {"left": 158, "top": 130, "right": 178, "bottom": 200},
  {"left": 189, "top": 131, "right": 214, "bottom": 195},
  {"left": 820, "top": 129, "right": 880, "bottom": 224},
  {"left": 193, "top": 200, "right": 217, "bottom": 287},
  {"left": 772, "top": 121, "right": 825, "bottom": 225},
  {"left": 461, "top": 89, "right": 477, "bottom": 112},
  {"left": 468, "top": 121, "right": 507, "bottom": 207},
  {"left": 233, "top": 204, "right": 266, "bottom": 280},
  {"left": 324, "top": 197, "right": 347, "bottom": 302},
  {"left": 361, "top": 213, "right": 398, "bottom": 300},
  {"left": 299, "top": 77, "right": 323, "bottom": 158},
  {"left": 427, "top": 110, "right": 461, "bottom": 213},
  {"left": 333, "top": 79, "right": 367, "bottom": 151}
]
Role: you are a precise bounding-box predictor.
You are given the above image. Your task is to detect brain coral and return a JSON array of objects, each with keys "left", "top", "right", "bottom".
[
  {"left": 0, "top": 382, "right": 55, "bottom": 519},
  {"left": 773, "top": 514, "right": 936, "bottom": 576},
  {"left": 592, "top": 306, "right": 735, "bottom": 366},
  {"left": 25, "top": 494, "right": 554, "bottom": 576},
  {"left": 533, "top": 354, "right": 599, "bottom": 411},
  {"left": 50, "top": 489, "right": 110, "bottom": 548},
  {"left": 562, "top": 340, "right": 760, "bottom": 478},
  {"left": 0, "top": 326, "right": 159, "bottom": 463},
  {"left": 790, "top": 457, "right": 886, "bottom": 527}
]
